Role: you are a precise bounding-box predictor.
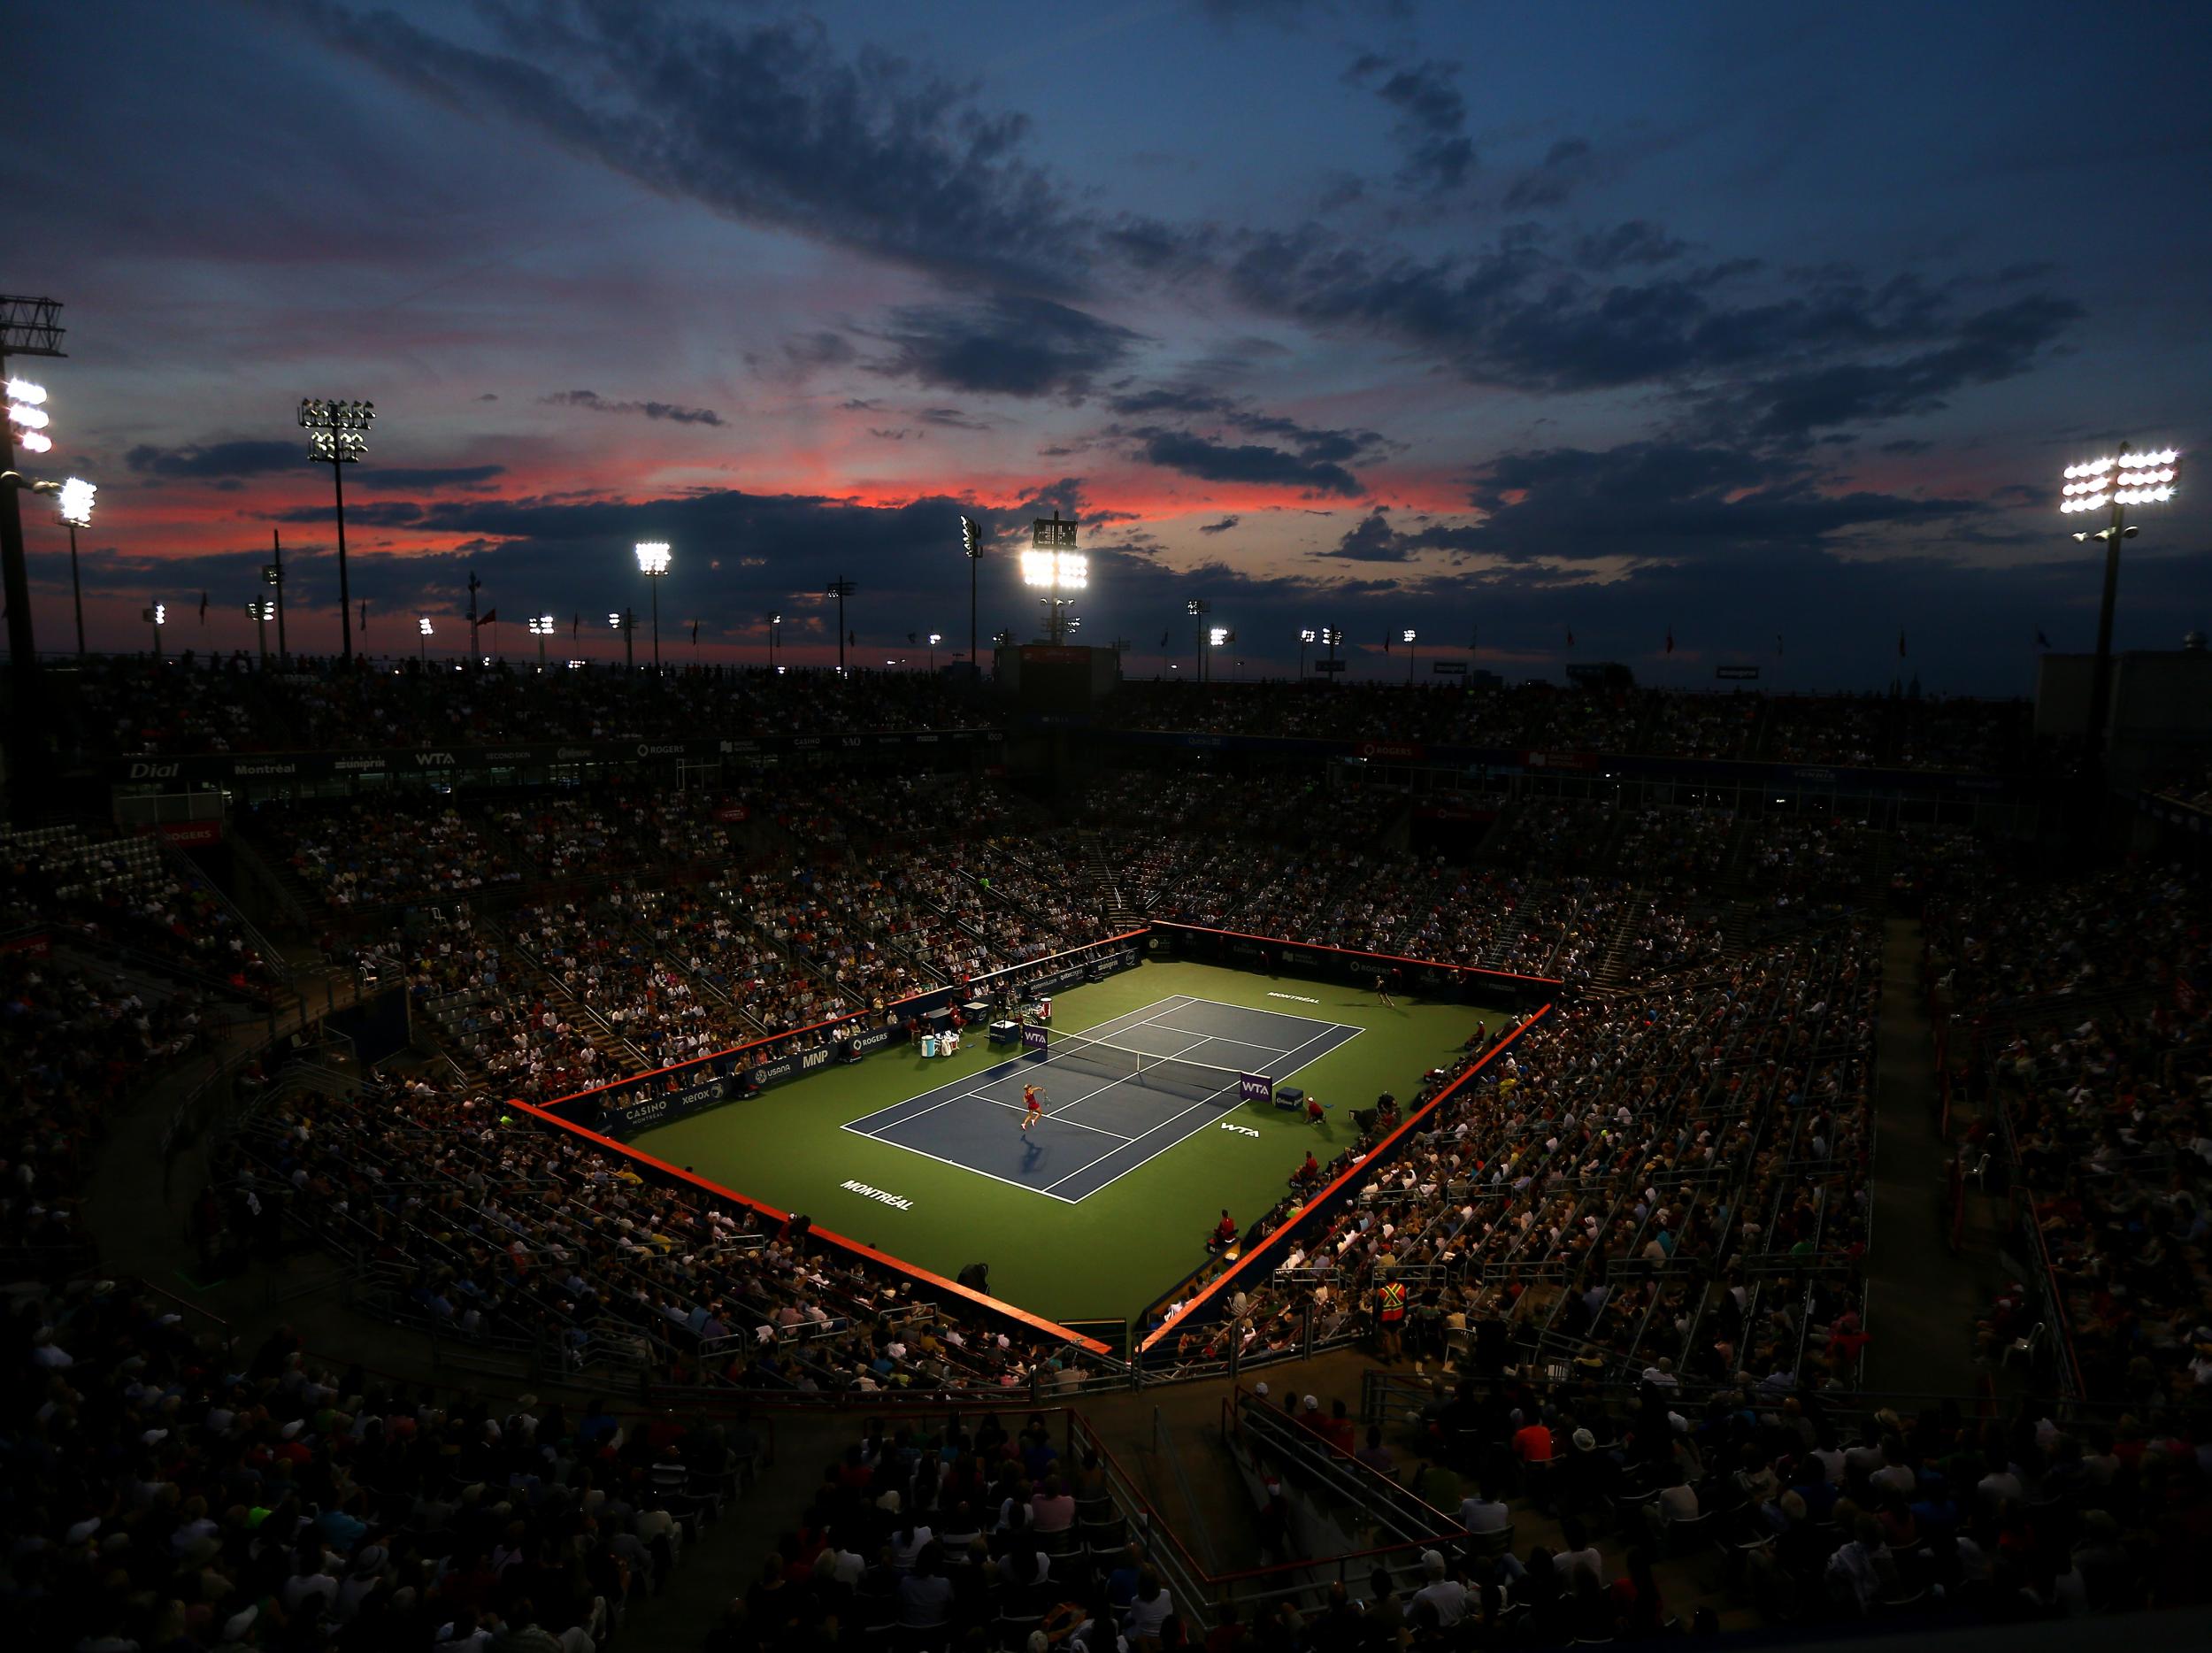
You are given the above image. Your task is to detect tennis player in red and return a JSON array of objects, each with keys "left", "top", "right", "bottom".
[{"left": 1021, "top": 1083, "right": 1044, "bottom": 1131}]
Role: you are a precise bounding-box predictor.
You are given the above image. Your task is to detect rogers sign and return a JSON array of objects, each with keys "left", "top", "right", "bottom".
[{"left": 1357, "top": 741, "right": 1425, "bottom": 762}]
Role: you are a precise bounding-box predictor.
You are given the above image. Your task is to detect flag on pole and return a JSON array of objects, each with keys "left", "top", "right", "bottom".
[
  {"left": 2035, "top": 628, "right": 2052, "bottom": 648},
  {"left": 692, "top": 619, "right": 699, "bottom": 645},
  {"left": 1383, "top": 634, "right": 1392, "bottom": 652},
  {"left": 1898, "top": 627, "right": 1908, "bottom": 657},
  {"left": 1566, "top": 628, "right": 1576, "bottom": 648},
  {"left": 1664, "top": 626, "right": 1674, "bottom": 654},
  {"left": 1776, "top": 634, "right": 1784, "bottom": 657},
  {"left": 359, "top": 601, "right": 368, "bottom": 632},
  {"left": 478, "top": 608, "right": 497, "bottom": 627},
  {"left": 1159, "top": 628, "right": 1170, "bottom": 647},
  {"left": 572, "top": 613, "right": 580, "bottom": 639},
  {"left": 199, "top": 591, "right": 208, "bottom": 625}
]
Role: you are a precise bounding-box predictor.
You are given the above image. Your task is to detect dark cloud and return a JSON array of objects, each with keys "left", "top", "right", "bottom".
[
  {"left": 1503, "top": 136, "right": 1594, "bottom": 211},
  {"left": 1224, "top": 232, "right": 2084, "bottom": 437},
  {"left": 263, "top": 500, "right": 429, "bottom": 528},
  {"left": 1460, "top": 442, "right": 1982, "bottom": 564},
  {"left": 349, "top": 464, "right": 507, "bottom": 492},
  {"left": 1322, "top": 510, "right": 1414, "bottom": 561},
  {"left": 125, "top": 440, "right": 298, "bottom": 481},
  {"left": 1697, "top": 294, "right": 2083, "bottom": 442},
  {"left": 917, "top": 406, "right": 992, "bottom": 430},
  {"left": 296, "top": 5, "right": 1094, "bottom": 294},
  {"left": 869, "top": 295, "right": 1141, "bottom": 400},
  {"left": 1879, "top": 438, "right": 1934, "bottom": 455},
  {"left": 541, "top": 389, "right": 726, "bottom": 427},
  {"left": 1345, "top": 54, "right": 1474, "bottom": 191},
  {"left": 1128, "top": 427, "right": 1364, "bottom": 497},
  {"left": 1198, "top": 515, "right": 1242, "bottom": 535},
  {"left": 1573, "top": 220, "right": 1688, "bottom": 272},
  {"left": 1104, "top": 387, "right": 1392, "bottom": 469}
]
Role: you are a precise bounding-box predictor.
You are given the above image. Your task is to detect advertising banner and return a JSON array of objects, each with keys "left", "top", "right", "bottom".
[
  {"left": 1239, "top": 1073, "right": 1272, "bottom": 1103},
  {"left": 1022, "top": 1025, "right": 1050, "bottom": 1052}
]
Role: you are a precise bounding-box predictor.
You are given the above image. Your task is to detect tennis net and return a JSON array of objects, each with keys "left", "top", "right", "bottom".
[{"left": 1028, "top": 1030, "right": 1257, "bottom": 1103}]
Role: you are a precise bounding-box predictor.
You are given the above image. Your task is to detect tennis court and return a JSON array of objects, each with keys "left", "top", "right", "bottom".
[{"left": 842, "top": 994, "right": 1363, "bottom": 1203}]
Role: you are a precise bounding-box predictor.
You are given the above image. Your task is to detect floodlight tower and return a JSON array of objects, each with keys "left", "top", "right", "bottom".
[
  {"left": 769, "top": 612, "right": 782, "bottom": 669},
  {"left": 0, "top": 296, "right": 64, "bottom": 727},
  {"left": 1402, "top": 627, "right": 1418, "bottom": 684},
  {"left": 959, "top": 515, "right": 982, "bottom": 679},
  {"left": 826, "top": 576, "right": 856, "bottom": 673},
  {"left": 143, "top": 602, "right": 165, "bottom": 662},
  {"left": 2059, "top": 442, "right": 2181, "bottom": 767},
  {"left": 55, "top": 477, "right": 95, "bottom": 657},
  {"left": 527, "top": 614, "right": 555, "bottom": 671},
  {"left": 1187, "top": 597, "right": 1211, "bottom": 682},
  {"left": 417, "top": 615, "right": 434, "bottom": 662},
  {"left": 610, "top": 610, "right": 634, "bottom": 672},
  {"left": 299, "top": 397, "right": 375, "bottom": 665},
  {"left": 635, "top": 541, "right": 671, "bottom": 673},
  {"left": 245, "top": 598, "right": 277, "bottom": 665},
  {"left": 1021, "top": 546, "right": 1087, "bottom": 643},
  {"left": 928, "top": 632, "right": 942, "bottom": 673},
  {"left": 1299, "top": 627, "right": 1315, "bottom": 678},
  {"left": 265, "top": 532, "right": 289, "bottom": 665}
]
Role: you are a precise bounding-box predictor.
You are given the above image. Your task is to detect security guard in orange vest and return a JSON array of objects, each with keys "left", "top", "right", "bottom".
[{"left": 1376, "top": 1277, "right": 1408, "bottom": 1365}]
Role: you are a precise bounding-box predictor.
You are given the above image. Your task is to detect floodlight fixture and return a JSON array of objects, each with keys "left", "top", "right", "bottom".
[
  {"left": 418, "top": 616, "right": 433, "bottom": 634},
  {"left": 56, "top": 476, "right": 94, "bottom": 528},
  {"left": 145, "top": 603, "right": 165, "bottom": 625},
  {"left": 1209, "top": 626, "right": 1229, "bottom": 648},
  {"left": 1300, "top": 628, "right": 1317, "bottom": 643},
  {"left": 4, "top": 377, "right": 43, "bottom": 404}
]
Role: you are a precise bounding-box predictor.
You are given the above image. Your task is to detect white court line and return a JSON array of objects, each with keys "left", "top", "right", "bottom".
[
  {"left": 964, "top": 1091, "right": 1133, "bottom": 1141},
  {"left": 1135, "top": 1023, "right": 1300, "bottom": 1055},
  {"left": 836, "top": 1120, "right": 1085, "bottom": 1204},
  {"left": 1041, "top": 1031, "right": 1223, "bottom": 1119},
  {"left": 1043, "top": 1019, "right": 1364, "bottom": 1197}
]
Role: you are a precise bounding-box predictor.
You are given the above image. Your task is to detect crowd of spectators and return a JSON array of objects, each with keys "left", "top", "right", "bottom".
[
  {"left": 1, "top": 824, "right": 282, "bottom": 996},
  {"left": 2, "top": 952, "right": 212, "bottom": 1274},
  {"left": 1380, "top": 1368, "right": 2212, "bottom": 1630},
  {"left": 3, "top": 1274, "right": 760, "bottom": 1652},
  {"left": 1160, "top": 927, "right": 1880, "bottom": 1411},
  {"left": 53, "top": 654, "right": 993, "bottom": 760},
  {"left": 220, "top": 1071, "right": 1093, "bottom": 1396},
  {"left": 1924, "top": 853, "right": 2211, "bottom": 1411}
]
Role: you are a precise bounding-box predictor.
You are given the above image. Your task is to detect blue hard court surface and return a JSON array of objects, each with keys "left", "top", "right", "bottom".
[{"left": 841, "top": 994, "right": 1362, "bottom": 1203}]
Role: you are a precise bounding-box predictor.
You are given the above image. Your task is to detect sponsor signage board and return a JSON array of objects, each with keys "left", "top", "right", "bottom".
[{"left": 1239, "top": 1073, "right": 1272, "bottom": 1103}]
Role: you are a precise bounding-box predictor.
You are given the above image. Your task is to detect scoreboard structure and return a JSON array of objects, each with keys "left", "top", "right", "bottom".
[{"left": 995, "top": 643, "right": 1121, "bottom": 714}]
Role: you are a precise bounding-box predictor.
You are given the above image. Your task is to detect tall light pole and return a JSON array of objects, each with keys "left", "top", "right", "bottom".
[
  {"left": 299, "top": 397, "right": 374, "bottom": 665},
  {"left": 635, "top": 541, "right": 671, "bottom": 674},
  {"left": 960, "top": 515, "right": 982, "bottom": 681},
  {"left": 610, "top": 610, "right": 634, "bottom": 673},
  {"left": 826, "top": 576, "right": 856, "bottom": 674},
  {"left": 769, "top": 612, "right": 781, "bottom": 669},
  {"left": 1402, "top": 627, "right": 1417, "bottom": 685},
  {"left": 1020, "top": 546, "right": 1086, "bottom": 643},
  {"left": 1324, "top": 627, "right": 1342, "bottom": 676},
  {"left": 1187, "top": 597, "right": 1210, "bottom": 682},
  {"left": 245, "top": 597, "right": 276, "bottom": 665},
  {"left": 928, "top": 632, "right": 941, "bottom": 673},
  {"left": 417, "top": 615, "right": 434, "bottom": 662},
  {"left": 2061, "top": 443, "right": 2180, "bottom": 770},
  {"left": 528, "top": 614, "right": 555, "bottom": 671},
  {"left": 1298, "top": 627, "right": 1315, "bottom": 679},
  {"left": 143, "top": 602, "right": 165, "bottom": 663},
  {"left": 265, "top": 531, "right": 288, "bottom": 665},
  {"left": 56, "top": 476, "right": 95, "bottom": 657}
]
